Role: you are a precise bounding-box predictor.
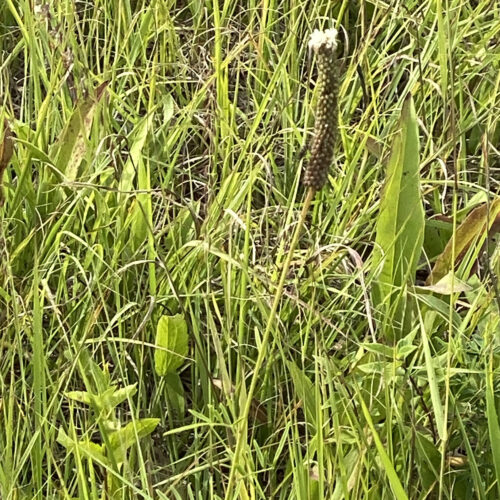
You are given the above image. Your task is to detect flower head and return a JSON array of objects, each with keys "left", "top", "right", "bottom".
[
  {"left": 308, "top": 28, "right": 338, "bottom": 53},
  {"left": 303, "top": 26, "right": 340, "bottom": 191}
]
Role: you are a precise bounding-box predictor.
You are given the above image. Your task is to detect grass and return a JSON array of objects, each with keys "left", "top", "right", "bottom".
[{"left": 0, "top": 0, "right": 499, "bottom": 498}]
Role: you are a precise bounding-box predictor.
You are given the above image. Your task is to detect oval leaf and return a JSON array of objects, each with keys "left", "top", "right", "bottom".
[{"left": 154, "top": 314, "right": 189, "bottom": 375}]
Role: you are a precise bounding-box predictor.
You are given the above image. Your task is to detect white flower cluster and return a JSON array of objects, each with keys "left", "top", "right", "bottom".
[{"left": 308, "top": 28, "right": 338, "bottom": 52}]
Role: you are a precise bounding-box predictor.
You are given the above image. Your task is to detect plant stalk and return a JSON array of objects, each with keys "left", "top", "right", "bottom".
[{"left": 226, "top": 186, "right": 316, "bottom": 498}]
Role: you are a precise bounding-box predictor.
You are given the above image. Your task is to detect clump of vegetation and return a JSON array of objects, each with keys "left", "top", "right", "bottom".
[{"left": 0, "top": 1, "right": 499, "bottom": 499}]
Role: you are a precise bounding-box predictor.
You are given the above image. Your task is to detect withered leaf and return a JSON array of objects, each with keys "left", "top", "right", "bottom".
[
  {"left": 0, "top": 120, "right": 14, "bottom": 207},
  {"left": 427, "top": 199, "right": 500, "bottom": 285}
]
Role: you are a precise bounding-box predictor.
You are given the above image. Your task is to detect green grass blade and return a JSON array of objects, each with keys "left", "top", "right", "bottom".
[{"left": 358, "top": 391, "right": 408, "bottom": 500}]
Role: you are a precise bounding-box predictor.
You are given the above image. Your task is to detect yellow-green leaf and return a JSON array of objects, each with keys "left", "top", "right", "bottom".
[
  {"left": 109, "top": 418, "right": 159, "bottom": 466},
  {"left": 154, "top": 314, "right": 189, "bottom": 375},
  {"left": 417, "top": 272, "right": 471, "bottom": 295},
  {"left": 54, "top": 82, "right": 108, "bottom": 181},
  {"left": 57, "top": 428, "right": 109, "bottom": 467}
]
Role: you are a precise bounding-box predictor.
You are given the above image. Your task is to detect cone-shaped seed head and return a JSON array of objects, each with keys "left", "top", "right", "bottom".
[{"left": 303, "top": 28, "right": 339, "bottom": 190}]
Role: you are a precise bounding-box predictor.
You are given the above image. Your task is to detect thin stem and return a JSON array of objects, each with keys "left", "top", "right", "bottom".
[{"left": 226, "top": 187, "right": 316, "bottom": 498}]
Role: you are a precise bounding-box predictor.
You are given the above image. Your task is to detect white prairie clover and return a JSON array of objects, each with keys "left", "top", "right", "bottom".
[{"left": 303, "top": 27, "right": 340, "bottom": 190}]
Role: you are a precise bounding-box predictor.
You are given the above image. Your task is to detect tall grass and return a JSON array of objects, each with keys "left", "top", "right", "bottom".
[{"left": 0, "top": 0, "right": 499, "bottom": 498}]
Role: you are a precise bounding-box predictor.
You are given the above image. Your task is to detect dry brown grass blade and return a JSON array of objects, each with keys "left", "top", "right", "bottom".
[{"left": 0, "top": 120, "right": 14, "bottom": 208}]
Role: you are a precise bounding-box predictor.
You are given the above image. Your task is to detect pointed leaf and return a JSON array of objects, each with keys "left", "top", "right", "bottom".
[
  {"left": 373, "top": 95, "right": 424, "bottom": 340},
  {"left": 106, "top": 383, "right": 137, "bottom": 410},
  {"left": 109, "top": 418, "right": 160, "bottom": 465},
  {"left": 486, "top": 317, "right": 500, "bottom": 497},
  {"left": 165, "top": 373, "right": 186, "bottom": 417},
  {"left": 415, "top": 432, "right": 440, "bottom": 491}
]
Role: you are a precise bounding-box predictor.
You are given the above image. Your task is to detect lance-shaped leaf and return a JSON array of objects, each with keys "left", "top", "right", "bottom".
[
  {"left": 154, "top": 314, "right": 189, "bottom": 375},
  {"left": 54, "top": 81, "right": 108, "bottom": 181},
  {"left": 373, "top": 95, "right": 424, "bottom": 340}
]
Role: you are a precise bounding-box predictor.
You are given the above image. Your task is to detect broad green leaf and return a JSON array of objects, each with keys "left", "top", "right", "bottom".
[
  {"left": 154, "top": 314, "right": 189, "bottom": 375},
  {"left": 57, "top": 428, "right": 109, "bottom": 467},
  {"left": 396, "top": 344, "right": 417, "bottom": 358},
  {"left": 127, "top": 96, "right": 173, "bottom": 268},
  {"left": 486, "top": 379, "right": 500, "bottom": 497},
  {"left": 332, "top": 449, "right": 361, "bottom": 500},
  {"left": 373, "top": 95, "right": 424, "bottom": 341},
  {"left": 436, "top": 0, "right": 448, "bottom": 99},
  {"left": 161, "top": 94, "right": 175, "bottom": 129},
  {"left": 128, "top": 193, "right": 150, "bottom": 249},
  {"left": 10, "top": 138, "right": 53, "bottom": 166},
  {"left": 120, "top": 112, "right": 155, "bottom": 253},
  {"left": 361, "top": 343, "right": 395, "bottom": 358},
  {"left": 356, "top": 360, "right": 403, "bottom": 379},
  {"left": 164, "top": 204, "right": 199, "bottom": 251},
  {"left": 427, "top": 198, "right": 500, "bottom": 284},
  {"left": 415, "top": 293, "right": 461, "bottom": 329},
  {"left": 56, "top": 428, "right": 75, "bottom": 450},
  {"left": 109, "top": 418, "right": 160, "bottom": 465},
  {"left": 453, "top": 393, "right": 487, "bottom": 497},
  {"left": 65, "top": 387, "right": 110, "bottom": 412},
  {"left": 53, "top": 82, "right": 108, "bottom": 181},
  {"left": 457, "top": 190, "right": 489, "bottom": 219},
  {"left": 77, "top": 349, "right": 110, "bottom": 394},
  {"left": 287, "top": 361, "right": 317, "bottom": 432}
]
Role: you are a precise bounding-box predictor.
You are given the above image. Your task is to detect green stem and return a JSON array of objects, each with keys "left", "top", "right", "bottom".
[{"left": 226, "top": 187, "right": 316, "bottom": 498}]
